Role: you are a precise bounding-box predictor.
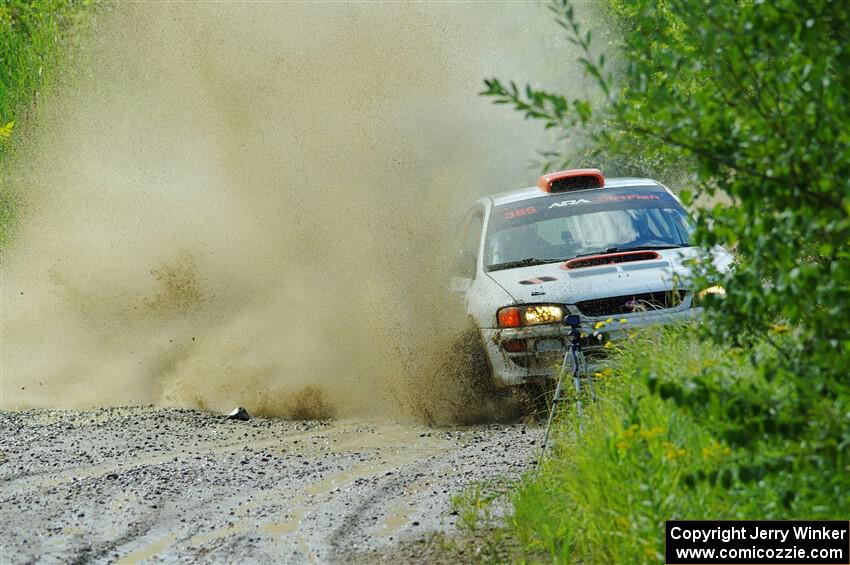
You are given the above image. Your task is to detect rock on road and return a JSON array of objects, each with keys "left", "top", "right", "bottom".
[{"left": 0, "top": 407, "right": 536, "bottom": 564}]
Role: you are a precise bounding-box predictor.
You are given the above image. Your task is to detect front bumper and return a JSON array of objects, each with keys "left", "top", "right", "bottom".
[{"left": 481, "top": 307, "right": 698, "bottom": 387}]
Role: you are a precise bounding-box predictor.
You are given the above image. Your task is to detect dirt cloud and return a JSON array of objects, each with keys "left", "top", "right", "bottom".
[{"left": 1, "top": 3, "right": 586, "bottom": 419}]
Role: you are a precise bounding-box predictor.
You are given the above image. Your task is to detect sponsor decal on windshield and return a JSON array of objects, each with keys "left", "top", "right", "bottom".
[
  {"left": 598, "top": 193, "right": 662, "bottom": 202},
  {"left": 547, "top": 198, "right": 591, "bottom": 209},
  {"left": 491, "top": 190, "right": 677, "bottom": 231}
]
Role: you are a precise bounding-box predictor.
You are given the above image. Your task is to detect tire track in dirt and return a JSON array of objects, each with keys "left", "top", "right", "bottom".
[{"left": 0, "top": 408, "right": 536, "bottom": 564}]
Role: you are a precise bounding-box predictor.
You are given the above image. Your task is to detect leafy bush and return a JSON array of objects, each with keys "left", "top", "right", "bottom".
[
  {"left": 487, "top": 327, "right": 850, "bottom": 563},
  {"left": 508, "top": 328, "right": 723, "bottom": 563}
]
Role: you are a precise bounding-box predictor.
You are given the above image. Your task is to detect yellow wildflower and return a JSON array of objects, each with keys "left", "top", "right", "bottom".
[
  {"left": 639, "top": 426, "right": 665, "bottom": 440},
  {"left": 701, "top": 441, "right": 732, "bottom": 460},
  {"left": 664, "top": 444, "right": 687, "bottom": 460},
  {"left": 770, "top": 323, "right": 791, "bottom": 334},
  {"left": 0, "top": 121, "right": 14, "bottom": 140},
  {"left": 619, "top": 318, "right": 628, "bottom": 323}
]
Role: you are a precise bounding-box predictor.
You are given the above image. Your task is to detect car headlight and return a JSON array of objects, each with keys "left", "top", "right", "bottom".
[
  {"left": 497, "top": 304, "right": 564, "bottom": 328},
  {"left": 697, "top": 285, "right": 726, "bottom": 299},
  {"left": 693, "top": 285, "right": 726, "bottom": 307}
]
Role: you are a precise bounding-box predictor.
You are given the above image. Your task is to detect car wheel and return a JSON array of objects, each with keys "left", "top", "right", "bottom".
[
  {"left": 450, "top": 320, "right": 495, "bottom": 393},
  {"left": 512, "top": 380, "right": 552, "bottom": 420},
  {"left": 410, "top": 320, "right": 509, "bottom": 426}
]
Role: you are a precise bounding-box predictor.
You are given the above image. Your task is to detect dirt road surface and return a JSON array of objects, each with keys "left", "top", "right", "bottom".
[{"left": 0, "top": 407, "right": 536, "bottom": 564}]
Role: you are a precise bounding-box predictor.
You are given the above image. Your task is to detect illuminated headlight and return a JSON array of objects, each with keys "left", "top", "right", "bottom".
[
  {"left": 693, "top": 285, "right": 726, "bottom": 307},
  {"left": 697, "top": 285, "right": 726, "bottom": 299},
  {"left": 497, "top": 305, "right": 564, "bottom": 328}
]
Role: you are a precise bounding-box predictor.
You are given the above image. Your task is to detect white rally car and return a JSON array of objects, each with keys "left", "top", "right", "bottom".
[{"left": 452, "top": 168, "right": 732, "bottom": 387}]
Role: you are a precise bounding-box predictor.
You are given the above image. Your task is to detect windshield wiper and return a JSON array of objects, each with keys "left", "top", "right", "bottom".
[
  {"left": 572, "top": 244, "right": 688, "bottom": 258},
  {"left": 487, "top": 257, "right": 562, "bottom": 272}
]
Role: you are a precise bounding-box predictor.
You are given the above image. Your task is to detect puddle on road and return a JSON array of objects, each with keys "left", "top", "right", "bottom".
[
  {"left": 116, "top": 533, "right": 178, "bottom": 565},
  {"left": 12, "top": 417, "right": 519, "bottom": 563},
  {"left": 374, "top": 473, "right": 438, "bottom": 539},
  {"left": 377, "top": 505, "right": 414, "bottom": 537},
  {"left": 189, "top": 523, "right": 250, "bottom": 548},
  {"left": 89, "top": 420, "right": 462, "bottom": 562},
  {"left": 257, "top": 453, "right": 439, "bottom": 539},
  {"left": 328, "top": 421, "right": 449, "bottom": 454}
]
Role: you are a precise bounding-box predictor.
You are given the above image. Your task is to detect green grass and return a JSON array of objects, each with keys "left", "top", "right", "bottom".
[
  {"left": 0, "top": 1, "right": 89, "bottom": 124},
  {"left": 507, "top": 328, "right": 737, "bottom": 563},
  {"left": 456, "top": 325, "right": 850, "bottom": 563},
  {"left": 0, "top": 0, "right": 90, "bottom": 245}
]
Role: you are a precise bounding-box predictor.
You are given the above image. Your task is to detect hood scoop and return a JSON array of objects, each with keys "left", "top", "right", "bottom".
[{"left": 562, "top": 250, "right": 661, "bottom": 270}]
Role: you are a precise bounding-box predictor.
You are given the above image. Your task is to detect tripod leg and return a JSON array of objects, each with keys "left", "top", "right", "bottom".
[
  {"left": 585, "top": 351, "right": 596, "bottom": 401},
  {"left": 572, "top": 344, "right": 583, "bottom": 434},
  {"left": 538, "top": 345, "right": 571, "bottom": 465}
]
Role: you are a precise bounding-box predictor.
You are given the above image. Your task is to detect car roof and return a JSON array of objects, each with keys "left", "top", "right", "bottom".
[{"left": 486, "top": 177, "right": 666, "bottom": 207}]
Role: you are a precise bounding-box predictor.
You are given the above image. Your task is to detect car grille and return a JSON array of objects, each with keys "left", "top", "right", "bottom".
[{"left": 575, "top": 290, "right": 687, "bottom": 317}]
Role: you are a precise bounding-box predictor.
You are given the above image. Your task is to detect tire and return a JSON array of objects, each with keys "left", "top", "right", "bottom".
[
  {"left": 449, "top": 320, "right": 496, "bottom": 398},
  {"left": 512, "top": 379, "right": 553, "bottom": 421},
  {"left": 410, "top": 320, "right": 512, "bottom": 426}
]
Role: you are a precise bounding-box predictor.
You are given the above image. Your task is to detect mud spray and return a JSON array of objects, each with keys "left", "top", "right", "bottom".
[{"left": 1, "top": 3, "right": 591, "bottom": 423}]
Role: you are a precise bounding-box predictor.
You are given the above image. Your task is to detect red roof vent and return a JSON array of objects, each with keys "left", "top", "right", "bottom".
[{"left": 538, "top": 168, "right": 604, "bottom": 193}]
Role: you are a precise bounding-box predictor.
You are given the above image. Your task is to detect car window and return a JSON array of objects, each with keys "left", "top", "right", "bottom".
[{"left": 485, "top": 188, "right": 693, "bottom": 270}]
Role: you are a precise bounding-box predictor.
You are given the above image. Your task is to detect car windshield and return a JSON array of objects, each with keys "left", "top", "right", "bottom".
[{"left": 485, "top": 188, "right": 693, "bottom": 271}]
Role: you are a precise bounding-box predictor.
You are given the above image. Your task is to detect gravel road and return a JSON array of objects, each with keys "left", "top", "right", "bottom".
[{"left": 0, "top": 407, "right": 536, "bottom": 564}]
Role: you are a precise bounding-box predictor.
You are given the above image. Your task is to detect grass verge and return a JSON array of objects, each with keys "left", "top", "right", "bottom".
[
  {"left": 455, "top": 324, "right": 850, "bottom": 563},
  {"left": 0, "top": 0, "right": 91, "bottom": 245}
]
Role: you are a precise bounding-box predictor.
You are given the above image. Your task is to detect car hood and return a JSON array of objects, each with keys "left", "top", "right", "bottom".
[{"left": 485, "top": 247, "right": 729, "bottom": 304}]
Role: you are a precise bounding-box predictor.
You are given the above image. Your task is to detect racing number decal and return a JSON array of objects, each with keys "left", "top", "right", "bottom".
[{"left": 503, "top": 206, "right": 537, "bottom": 220}]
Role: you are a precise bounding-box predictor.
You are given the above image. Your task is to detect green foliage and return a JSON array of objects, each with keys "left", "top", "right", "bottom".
[
  {"left": 477, "top": 328, "right": 850, "bottom": 563},
  {"left": 0, "top": 0, "right": 90, "bottom": 245},
  {"left": 482, "top": 0, "right": 850, "bottom": 530},
  {"left": 507, "top": 329, "right": 727, "bottom": 563},
  {"left": 0, "top": 0, "right": 87, "bottom": 127},
  {"left": 452, "top": 483, "right": 497, "bottom": 531}
]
